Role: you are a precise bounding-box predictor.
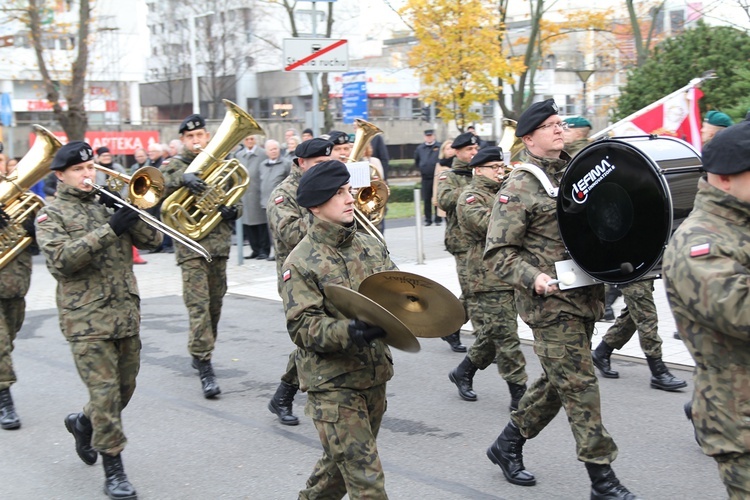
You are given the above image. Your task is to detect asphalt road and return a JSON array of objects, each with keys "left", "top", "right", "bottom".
[{"left": 1, "top": 293, "right": 724, "bottom": 500}]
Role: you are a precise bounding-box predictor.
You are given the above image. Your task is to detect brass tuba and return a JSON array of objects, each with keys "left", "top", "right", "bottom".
[
  {"left": 0, "top": 125, "right": 62, "bottom": 270},
  {"left": 349, "top": 119, "right": 389, "bottom": 245},
  {"left": 161, "top": 99, "right": 263, "bottom": 240},
  {"left": 499, "top": 118, "right": 524, "bottom": 163}
]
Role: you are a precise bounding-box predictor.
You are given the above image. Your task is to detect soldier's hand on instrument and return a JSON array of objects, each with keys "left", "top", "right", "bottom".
[
  {"left": 97, "top": 187, "right": 122, "bottom": 210},
  {"left": 218, "top": 205, "right": 239, "bottom": 221},
  {"left": 22, "top": 215, "right": 36, "bottom": 238},
  {"left": 109, "top": 207, "right": 140, "bottom": 236},
  {"left": 0, "top": 206, "right": 8, "bottom": 229},
  {"left": 534, "top": 273, "right": 558, "bottom": 296},
  {"left": 182, "top": 172, "right": 207, "bottom": 195},
  {"left": 348, "top": 319, "right": 387, "bottom": 347}
]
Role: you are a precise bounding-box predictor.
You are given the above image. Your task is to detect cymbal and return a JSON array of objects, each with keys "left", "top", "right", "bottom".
[
  {"left": 324, "top": 284, "right": 421, "bottom": 353},
  {"left": 358, "top": 271, "right": 465, "bottom": 338}
]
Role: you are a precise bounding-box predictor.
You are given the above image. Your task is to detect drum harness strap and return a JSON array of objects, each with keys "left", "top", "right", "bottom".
[{"left": 512, "top": 163, "right": 559, "bottom": 198}]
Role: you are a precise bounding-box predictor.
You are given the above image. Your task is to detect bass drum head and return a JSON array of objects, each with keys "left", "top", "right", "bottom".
[{"left": 557, "top": 137, "right": 690, "bottom": 284}]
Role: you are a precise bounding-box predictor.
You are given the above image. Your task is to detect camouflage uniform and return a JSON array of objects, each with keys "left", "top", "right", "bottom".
[
  {"left": 282, "top": 216, "right": 396, "bottom": 499},
  {"left": 564, "top": 138, "right": 590, "bottom": 158},
  {"left": 663, "top": 177, "right": 750, "bottom": 498},
  {"left": 266, "top": 165, "right": 306, "bottom": 387},
  {"left": 0, "top": 250, "right": 32, "bottom": 392},
  {"left": 161, "top": 151, "right": 238, "bottom": 361},
  {"left": 35, "top": 183, "right": 162, "bottom": 454},
  {"left": 457, "top": 174, "right": 526, "bottom": 383},
  {"left": 484, "top": 149, "right": 617, "bottom": 464},
  {"left": 602, "top": 280, "right": 662, "bottom": 357},
  {"left": 436, "top": 157, "right": 473, "bottom": 313}
]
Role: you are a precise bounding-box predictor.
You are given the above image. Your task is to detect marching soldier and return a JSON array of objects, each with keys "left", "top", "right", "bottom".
[
  {"left": 663, "top": 119, "right": 750, "bottom": 499},
  {"left": 161, "top": 114, "right": 242, "bottom": 399},
  {"left": 36, "top": 141, "right": 162, "bottom": 499},
  {"left": 483, "top": 100, "right": 638, "bottom": 499},
  {"left": 700, "top": 110, "right": 733, "bottom": 146},
  {"left": 562, "top": 116, "right": 592, "bottom": 157},
  {"left": 327, "top": 130, "right": 352, "bottom": 161},
  {"left": 0, "top": 148, "right": 35, "bottom": 430},
  {"left": 436, "top": 131, "right": 479, "bottom": 353},
  {"left": 266, "top": 138, "right": 334, "bottom": 425},
  {"left": 449, "top": 146, "right": 528, "bottom": 409},
  {"left": 282, "top": 160, "right": 396, "bottom": 498}
]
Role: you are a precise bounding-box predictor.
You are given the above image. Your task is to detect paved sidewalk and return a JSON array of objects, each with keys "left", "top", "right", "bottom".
[{"left": 26, "top": 218, "right": 692, "bottom": 367}]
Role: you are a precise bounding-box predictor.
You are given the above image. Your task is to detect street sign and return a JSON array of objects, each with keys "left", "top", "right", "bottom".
[
  {"left": 342, "top": 71, "right": 367, "bottom": 124},
  {"left": 283, "top": 38, "right": 349, "bottom": 72}
]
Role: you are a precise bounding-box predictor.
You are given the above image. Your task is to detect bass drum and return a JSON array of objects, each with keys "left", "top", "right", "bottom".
[{"left": 557, "top": 135, "right": 702, "bottom": 284}]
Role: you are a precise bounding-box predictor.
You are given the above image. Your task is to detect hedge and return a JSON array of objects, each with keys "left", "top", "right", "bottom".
[{"left": 387, "top": 183, "right": 420, "bottom": 203}]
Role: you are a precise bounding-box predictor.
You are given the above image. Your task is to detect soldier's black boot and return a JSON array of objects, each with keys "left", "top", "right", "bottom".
[
  {"left": 602, "top": 285, "right": 621, "bottom": 321},
  {"left": 191, "top": 357, "right": 221, "bottom": 398},
  {"left": 441, "top": 331, "right": 467, "bottom": 353},
  {"left": 268, "top": 381, "right": 299, "bottom": 426},
  {"left": 0, "top": 388, "right": 20, "bottom": 430},
  {"left": 101, "top": 453, "right": 137, "bottom": 500},
  {"left": 585, "top": 463, "right": 639, "bottom": 499},
  {"left": 646, "top": 355, "right": 687, "bottom": 391},
  {"left": 684, "top": 400, "right": 700, "bottom": 444},
  {"left": 507, "top": 382, "right": 527, "bottom": 411},
  {"left": 449, "top": 356, "right": 478, "bottom": 401},
  {"left": 592, "top": 341, "right": 619, "bottom": 378},
  {"left": 486, "top": 422, "right": 536, "bottom": 486},
  {"left": 64, "top": 412, "right": 97, "bottom": 465}
]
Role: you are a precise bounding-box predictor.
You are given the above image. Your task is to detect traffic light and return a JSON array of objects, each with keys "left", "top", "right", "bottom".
[{"left": 421, "top": 106, "right": 430, "bottom": 122}]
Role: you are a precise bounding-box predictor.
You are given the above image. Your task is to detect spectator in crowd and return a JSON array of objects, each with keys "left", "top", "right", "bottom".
[
  {"left": 168, "top": 139, "right": 182, "bottom": 158},
  {"left": 285, "top": 135, "right": 301, "bottom": 162},
  {"left": 146, "top": 143, "right": 164, "bottom": 169},
  {"left": 432, "top": 139, "right": 455, "bottom": 226},
  {"left": 415, "top": 129, "right": 442, "bottom": 226},
  {"left": 129, "top": 148, "right": 148, "bottom": 174},
  {"left": 301, "top": 128, "right": 314, "bottom": 142},
  {"left": 237, "top": 135, "right": 270, "bottom": 259},
  {"left": 260, "top": 139, "right": 292, "bottom": 261}
]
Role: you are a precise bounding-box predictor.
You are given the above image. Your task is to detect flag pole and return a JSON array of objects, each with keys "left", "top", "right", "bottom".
[{"left": 591, "top": 70, "right": 717, "bottom": 140}]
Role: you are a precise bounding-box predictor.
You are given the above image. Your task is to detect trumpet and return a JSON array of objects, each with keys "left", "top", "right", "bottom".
[
  {"left": 93, "top": 164, "right": 165, "bottom": 209},
  {"left": 83, "top": 175, "right": 212, "bottom": 262}
]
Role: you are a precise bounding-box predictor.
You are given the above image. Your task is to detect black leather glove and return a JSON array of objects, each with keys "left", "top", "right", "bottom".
[
  {"left": 348, "top": 319, "right": 387, "bottom": 348},
  {"left": 182, "top": 172, "right": 207, "bottom": 195},
  {"left": 218, "top": 204, "right": 238, "bottom": 221},
  {"left": 0, "top": 206, "right": 8, "bottom": 230},
  {"left": 97, "top": 187, "right": 122, "bottom": 210},
  {"left": 109, "top": 207, "right": 140, "bottom": 236},
  {"left": 22, "top": 215, "right": 36, "bottom": 238}
]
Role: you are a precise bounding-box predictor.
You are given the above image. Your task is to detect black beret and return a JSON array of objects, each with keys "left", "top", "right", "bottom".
[
  {"left": 516, "top": 98, "right": 559, "bottom": 137},
  {"left": 327, "top": 130, "right": 351, "bottom": 145},
  {"left": 469, "top": 146, "right": 504, "bottom": 168},
  {"left": 297, "top": 160, "right": 351, "bottom": 208},
  {"left": 179, "top": 114, "right": 206, "bottom": 134},
  {"left": 451, "top": 132, "right": 479, "bottom": 149},
  {"left": 96, "top": 146, "right": 110, "bottom": 156},
  {"left": 51, "top": 141, "right": 94, "bottom": 171},
  {"left": 702, "top": 120, "right": 750, "bottom": 175},
  {"left": 294, "top": 138, "right": 333, "bottom": 162},
  {"left": 424, "top": 129, "right": 435, "bottom": 135}
]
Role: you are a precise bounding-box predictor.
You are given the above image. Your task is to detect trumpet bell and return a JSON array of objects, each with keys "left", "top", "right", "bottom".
[
  {"left": 355, "top": 180, "right": 389, "bottom": 218},
  {"left": 129, "top": 166, "right": 165, "bottom": 209}
]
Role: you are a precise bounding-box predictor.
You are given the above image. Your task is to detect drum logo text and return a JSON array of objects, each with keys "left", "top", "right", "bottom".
[{"left": 571, "top": 157, "right": 615, "bottom": 204}]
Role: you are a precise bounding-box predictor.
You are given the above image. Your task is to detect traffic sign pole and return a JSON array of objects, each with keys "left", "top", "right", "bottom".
[{"left": 311, "top": 1, "right": 318, "bottom": 136}]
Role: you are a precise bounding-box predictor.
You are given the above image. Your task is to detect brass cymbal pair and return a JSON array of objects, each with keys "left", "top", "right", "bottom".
[{"left": 324, "top": 271, "right": 465, "bottom": 353}]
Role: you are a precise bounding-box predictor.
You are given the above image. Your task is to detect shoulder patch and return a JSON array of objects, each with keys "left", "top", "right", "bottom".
[
  {"left": 498, "top": 194, "right": 509, "bottom": 204},
  {"left": 36, "top": 213, "right": 48, "bottom": 223},
  {"left": 466, "top": 195, "right": 476, "bottom": 204},
  {"left": 274, "top": 195, "right": 285, "bottom": 205},
  {"left": 162, "top": 159, "right": 170, "bottom": 166},
  {"left": 438, "top": 173, "right": 448, "bottom": 181},
  {"left": 689, "top": 243, "right": 710, "bottom": 257},
  {"left": 282, "top": 269, "right": 291, "bottom": 282}
]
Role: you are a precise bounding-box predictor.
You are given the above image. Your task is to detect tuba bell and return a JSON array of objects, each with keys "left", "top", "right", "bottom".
[
  {"left": 161, "top": 99, "right": 264, "bottom": 240},
  {"left": 499, "top": 118, "right": 524, "bottom": 163},
  {"left": 348, "top": 119, "right": 389, "bottom": 245},
  {"left": 0, "top": 125, "right": 62, "bottom": 270}
]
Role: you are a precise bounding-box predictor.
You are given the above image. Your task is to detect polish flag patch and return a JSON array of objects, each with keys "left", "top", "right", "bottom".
[
  {"left": 498, "top": 194, "right": 509, "bottom": 204},
  {"left": 690, "top": 243, "right": 710, "bottom": 257},
  {"left": 466, "top": 195, "right": 476, "bottom": 204},
  {"left": 274, "top": 195, "right": 285, "bottom": 205},
  {"left": 282, "top": 269, "right": 292, "bottom": 282},
  {"left": 438, "top": 173, "right": 448, "bottom": 181},
  {"left": 36, "top": 213, "right": 48, "bottom": 223}
]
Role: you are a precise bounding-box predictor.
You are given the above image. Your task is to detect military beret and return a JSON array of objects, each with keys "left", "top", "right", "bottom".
[
  {"left": 469, "top": 146, "right": 504, "bottom": 168},
  {"left": 51, "top": 141, "right": 94, "bottom": 171},
  {"left": 327, "top": 130, "right": 351, "bottom": 145},
  {"left": 451, "top": 132, "right": 479, "bottom": 149},
  {"left": 179, "top": 114, "right": 206, "bottom": 134},
  {"left": 96, "top": 146, "right": 110, "bottom": 156},
  {"left": 424, "top": 129, "right": 435, "bottom": 135},
  {"left": 564, "top": 116, "right": 592, "bottom": 129},
  {"left": 297, "top": 160, "right": 351, "bottom": 208},
  {"left": 302, "top": 128, "right": 314, "bottom": 136},
  {"left": 704, "top": 110, "right": 733, "bottom": 128},
  {"left": 516, "top": 98, "right": 559, "bottom": 137},
  {"left": 702, "top": 120, "right": 750, "bottom": 175},
  {"left": 294, "top": 138, "right": 334, "bottom": 162}
]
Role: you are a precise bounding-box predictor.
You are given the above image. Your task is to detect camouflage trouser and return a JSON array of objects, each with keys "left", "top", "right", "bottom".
[
  {"left": 602, "top": 280, "right": 662, "bottom": 358},
  {"left": 0, "top": 298, "right": 25, "bottom": 391},
  {"left": 181, "top": 257, "right": 228, "bottom": 361},
  {"left": 280, "top": 349, "right": 299, "bottom": 387},
  {"left": 513, "top": 321, "right": 618, "bottom": 464},
  {"left": 70, "top": 335, "right": 141, "bottom": 456},
  {"left": 467, "top": 291, "right": 527, "bottom": 385},
  {"left": 453, "top": 252, "right": 470, "bottom": 313},
  {"left": 301, "top": 386, "right": 388, "bottom": 500},
  {"left": 716, "top": 453, "right": 750, "bottom": 500}
]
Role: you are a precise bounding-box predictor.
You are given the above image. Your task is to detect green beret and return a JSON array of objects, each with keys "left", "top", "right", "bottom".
[
  {"left": 704, "top": 110, "right": 732, "bottom": 128},
  {"left": 564, "top": 116, "right": 592, "bottom": 129},
  {"left": 297, "top": 160, "right": 351, "bottom": 208}
]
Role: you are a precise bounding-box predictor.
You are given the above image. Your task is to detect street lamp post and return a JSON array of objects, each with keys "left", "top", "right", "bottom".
[
  {"left": 575, "top": 69, "right": 595, "bottom": 117},
  {"left": 189, "top": 12, "right": 214, "bottom": 115}
]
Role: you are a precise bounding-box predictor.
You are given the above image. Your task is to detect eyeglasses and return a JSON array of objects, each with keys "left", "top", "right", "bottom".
[
  {"left": 479, "top": 163, "right": 505, "bottom": 170},
  {"left": 535, "top": 121, "right": 569, "bottom": 131}
]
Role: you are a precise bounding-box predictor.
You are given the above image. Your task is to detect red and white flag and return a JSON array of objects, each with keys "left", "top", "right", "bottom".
[{"left": 610, "top": 87, "right": 704, "bottom": 151}]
